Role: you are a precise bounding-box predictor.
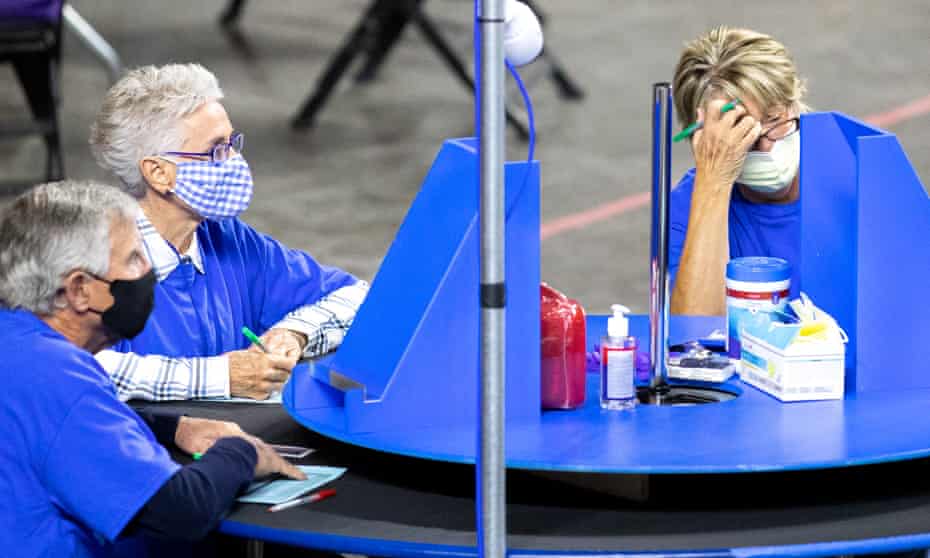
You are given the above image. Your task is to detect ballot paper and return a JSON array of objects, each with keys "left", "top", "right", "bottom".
[{"left": 237, "top": 465, "right": 346, "bottom": 505}]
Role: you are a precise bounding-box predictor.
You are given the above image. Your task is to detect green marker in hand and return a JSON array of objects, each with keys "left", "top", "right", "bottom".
[
  {"left": 673, "top": 98, "right": 742, "bottom": 143},
  {"left": 242, "top": 326, "right": 269, "bottom": 354}
]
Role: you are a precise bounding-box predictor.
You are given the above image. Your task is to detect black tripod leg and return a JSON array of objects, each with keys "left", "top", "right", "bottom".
[
  {"left": 292, "top": 0, "right": 388, "bottom": 130},
  {"left": 543, "top": 50, "right": 584, "bottom": 100},
  {"left": 354, "top": 3, "right": 415, "bottom": 83},
  {"left": 521, "top": 0, "right": 548, "bottom": 24},
  {"left": 219, "top": 0, "right": 247, "bottom": 27},
  {"left": 516, "top": 0, "right": 584, "bottom": 100},
  {"left": 412, "top": 9, "right": 529, "bottom": 140}
]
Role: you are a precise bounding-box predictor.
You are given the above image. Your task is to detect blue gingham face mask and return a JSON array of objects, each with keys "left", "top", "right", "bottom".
[{"left": 171, "top": 154, "right": 254, "bottom": 220}]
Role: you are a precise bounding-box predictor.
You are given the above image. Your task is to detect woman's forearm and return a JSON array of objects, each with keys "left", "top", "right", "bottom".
[{"left": 671, "top": 173, "right": 732, "bottom": 315}]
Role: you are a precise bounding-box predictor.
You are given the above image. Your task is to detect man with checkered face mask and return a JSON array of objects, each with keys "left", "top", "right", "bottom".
[{"left": 89, "top": 63, "right": 369, "bottom": 402}]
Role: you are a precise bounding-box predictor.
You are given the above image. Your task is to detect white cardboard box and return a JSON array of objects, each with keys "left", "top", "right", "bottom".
[{"left": 739, "top": 323, "right": 845, "bottom": 402}]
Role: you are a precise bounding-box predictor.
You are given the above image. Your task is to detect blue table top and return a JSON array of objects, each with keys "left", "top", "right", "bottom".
[{"left": 285, "top": 315, "right": 930, "bottom": 474}]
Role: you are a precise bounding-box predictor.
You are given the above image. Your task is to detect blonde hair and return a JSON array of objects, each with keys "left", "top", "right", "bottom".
[
  {"left": 672, "top": 26, "right": 808, "bottom": 127},
  {"left": 89, "top": 63, "right": 224, "bottom": 199}
]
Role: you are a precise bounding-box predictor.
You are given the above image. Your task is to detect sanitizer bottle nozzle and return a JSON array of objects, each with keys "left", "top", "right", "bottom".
[{"left": 607, "top": 304, "right": 630, "bottom": 338}]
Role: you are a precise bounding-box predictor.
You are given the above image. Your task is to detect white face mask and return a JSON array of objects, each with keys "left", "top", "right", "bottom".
[{"left": 736, "top": 131, "right": 801, "bottom": 194}]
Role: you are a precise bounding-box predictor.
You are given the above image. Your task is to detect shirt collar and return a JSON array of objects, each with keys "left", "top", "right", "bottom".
[{"left": 137, "top": 212, "right": 205, "bottom": 282}]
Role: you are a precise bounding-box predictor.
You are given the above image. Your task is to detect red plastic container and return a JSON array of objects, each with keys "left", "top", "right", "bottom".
[{"left": 540, "top": 283, "right": 587, "bottom": 409}]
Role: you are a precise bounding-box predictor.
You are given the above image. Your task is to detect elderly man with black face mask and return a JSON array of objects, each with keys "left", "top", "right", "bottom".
[
  {"left": 669, "top": 26, "right": 807, "bottom": 316},
  {"left": 0, "top": 181, "right": 304, "bottom": 557},
  {"left": 89, "top": 63, "right": 369, "bottom": 402}
]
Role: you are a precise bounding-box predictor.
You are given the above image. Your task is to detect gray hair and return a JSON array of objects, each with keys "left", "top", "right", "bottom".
[
  {"left": 89, "top": 63, "right": 224, "bottom": 199},
  {"left": 0, "top": 181, "right": 139, "bottom": 315}
]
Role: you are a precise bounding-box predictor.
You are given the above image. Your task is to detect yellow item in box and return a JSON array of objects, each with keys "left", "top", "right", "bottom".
[{"left": 739, "top": 293, "right": 847, "bottom": 402}]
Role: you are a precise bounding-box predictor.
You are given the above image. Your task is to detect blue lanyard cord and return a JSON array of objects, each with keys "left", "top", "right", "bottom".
[
  {"left": 505, "top": 59, "right": 536, "bottom": 166},
  {"left": 505, "top": 59, "right": 537, "bottom": 210}
]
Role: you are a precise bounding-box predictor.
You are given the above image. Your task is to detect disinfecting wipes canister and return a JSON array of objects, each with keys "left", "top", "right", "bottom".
[{"left": 726, "top": 257, "right": 791, "bottom": 360}]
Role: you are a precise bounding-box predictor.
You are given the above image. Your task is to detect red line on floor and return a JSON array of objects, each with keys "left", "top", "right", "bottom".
[
  {"left": 539, "top": 191, "right": 651, "bottom": 241},
  {"left": 863, "top": 93, "right": 930, "bottom": 128},
  {"left": 539, "top": 93, "right": 930, "bottom": 241}
]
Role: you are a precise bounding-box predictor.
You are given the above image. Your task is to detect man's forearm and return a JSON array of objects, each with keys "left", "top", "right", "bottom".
[
  {"left": 135, "top": 409, "right": 182, "bottom": 447},
  {"left": 671, "top": 174, "right": 732, "bottom": 315},
  {"left": 127, "top": 437, "right": 257, "bottom": 541},
  {"left": 271, "top": 281, "right": 369, "bottom": 357},
  {"left": 96, "top": 350, "right": 230, "bottom": 402}
]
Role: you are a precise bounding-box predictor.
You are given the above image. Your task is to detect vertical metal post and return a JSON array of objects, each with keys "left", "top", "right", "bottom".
[
  {"left": 649, "top": 82, "right": 673, "bottom": 395},
  {"left": 477, "top": 2, "right": 506, "bottom": 558}
]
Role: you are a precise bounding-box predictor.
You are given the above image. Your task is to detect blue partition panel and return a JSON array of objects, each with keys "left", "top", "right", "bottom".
[
  {"left": 801, "top": 112, "right": 930, "bottom": 393},
  {"left": 292, "top": 138, "right": 541, "bottom": 433},
  {"left": 799, "top": 112, "right": 862, "bottom": 385},
  {"left": 856, "top": 131, "right": 930, "bottom": 391}
]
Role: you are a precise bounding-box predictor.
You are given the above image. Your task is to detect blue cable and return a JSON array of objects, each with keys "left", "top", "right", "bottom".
[
  {"left": 505, "top": 59, "right": 536, "bottom": 168},
  {"left": 505, "top": 60, "right": 537, "bottom": 220}
]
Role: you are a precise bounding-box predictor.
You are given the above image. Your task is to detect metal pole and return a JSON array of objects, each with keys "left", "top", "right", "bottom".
[
  {"left": 61, "top": 5, "right": 123, "bottom": 84},
  {"left": 649, "top": 82, "right": 673, "bottom": 396},
  {"left": 477, "top": 2, "right": 506, "bottom": 558}
]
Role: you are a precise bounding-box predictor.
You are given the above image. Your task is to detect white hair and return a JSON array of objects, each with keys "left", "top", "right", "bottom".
[
  {"left": 0, "top": 181, "right": 139, "bottom": 315},
  {"left": 89, "top": 63, "right": 224, "bottom": 199}
]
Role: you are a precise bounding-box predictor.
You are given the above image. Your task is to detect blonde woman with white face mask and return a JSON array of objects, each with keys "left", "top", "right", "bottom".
[{"left": 668, "top": 26, "right": 808, "bottom": 316}]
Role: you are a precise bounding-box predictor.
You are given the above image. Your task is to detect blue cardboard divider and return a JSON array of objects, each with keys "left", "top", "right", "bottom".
[
  {"left": 291, "top": 138, "right": 541, "bottom": 433},
  {"left": 801, "top": 112, "right": 930, "bottom": 393}
]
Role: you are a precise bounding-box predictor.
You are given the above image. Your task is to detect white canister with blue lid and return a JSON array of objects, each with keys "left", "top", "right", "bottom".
[{"left": 726, "top": 257, "right": 791, "bottom": 360}]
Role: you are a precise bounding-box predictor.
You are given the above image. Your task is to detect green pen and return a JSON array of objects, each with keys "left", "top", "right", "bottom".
[
  {"left": 673, "top": 98, "right": 741, "bottom": 143},
  {"left": 242, "top": 326, "right": 270, "bottom": 353}
]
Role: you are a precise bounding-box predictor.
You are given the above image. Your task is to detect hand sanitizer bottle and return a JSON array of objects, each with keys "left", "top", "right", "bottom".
[{"left": 600, "top": 304, "right": 637, "bottom": 410}]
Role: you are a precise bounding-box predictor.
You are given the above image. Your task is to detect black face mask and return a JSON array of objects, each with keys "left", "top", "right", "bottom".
[{"left": 88, "top": 269, "right": 157, "bottom": 340}]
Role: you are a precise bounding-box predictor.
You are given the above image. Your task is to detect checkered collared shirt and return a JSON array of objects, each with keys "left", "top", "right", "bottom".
[{"left": 95, "top": 214, "right": 369, "bottom": 402}]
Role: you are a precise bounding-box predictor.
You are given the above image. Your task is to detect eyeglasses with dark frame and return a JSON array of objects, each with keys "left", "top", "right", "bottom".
[
  {"left": 759, "top": 117, "right": 799, "bottom": 142},
  {"left": 160, "top": 131, "right": 244, "bottom": 163}
]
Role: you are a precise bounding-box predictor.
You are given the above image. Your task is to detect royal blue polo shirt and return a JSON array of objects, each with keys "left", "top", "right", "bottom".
[
  {"left": 669, "top": 168, "right": 801, "bottom": 296},
  {"left": 110, "top": 217, "right": 357, "bottom": 360},
  {"left": 0, "top": 309, "right": 179, "bottom": 557}
]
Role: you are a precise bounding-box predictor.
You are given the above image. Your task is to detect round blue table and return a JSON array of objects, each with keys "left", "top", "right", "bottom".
[
  {"left": 282, "top": 315, "right": 930, "bottom": 474},
  {"left": 213, "top": 315, "right": 930, "bottom": 556},
  {"left": 219, "top": 433, "right": 930, "bottom": 558}
]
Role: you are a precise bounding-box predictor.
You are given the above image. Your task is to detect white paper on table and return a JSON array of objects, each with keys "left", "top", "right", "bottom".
[{"left": 202, "top": 391, "right": 282, "bottom": 404}]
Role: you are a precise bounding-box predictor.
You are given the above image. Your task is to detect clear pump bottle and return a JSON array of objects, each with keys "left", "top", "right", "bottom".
[{"left": 600, "top": 304, "right": 637, "bottom": 410}]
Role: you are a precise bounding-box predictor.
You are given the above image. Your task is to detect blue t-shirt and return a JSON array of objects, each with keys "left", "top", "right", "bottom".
[
  {"left": 0, "top": 309, "right": 179, "bottom": 557},
  {"left": 112, "top": 217, "right": 357, "bottom": 358},
  {"left": 669, "top": 169, "right": 801, "bottom": 296}
]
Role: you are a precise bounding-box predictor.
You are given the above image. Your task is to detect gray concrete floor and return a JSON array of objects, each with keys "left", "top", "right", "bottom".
[{"left": 1, "top": 0, "right": 928, "bottom": 314}]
